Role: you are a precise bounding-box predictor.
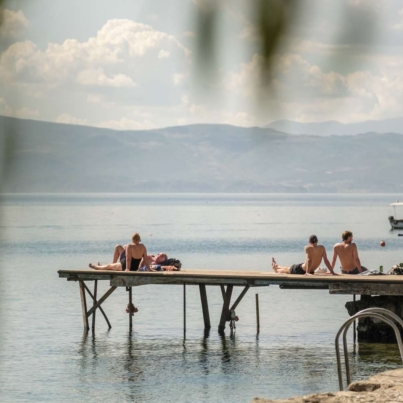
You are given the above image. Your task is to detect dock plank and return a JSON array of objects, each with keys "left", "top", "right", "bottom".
[{"left": 58, "top": 269, "right": 403, "bottom": 290}]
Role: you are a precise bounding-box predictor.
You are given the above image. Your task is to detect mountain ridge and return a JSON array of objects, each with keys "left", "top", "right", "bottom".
[
  {"left": 0, "top": 116, "right": 402, "bottom": 193},
  {"left": 265, "top": 117, "right": 403, "bottom": 136}
]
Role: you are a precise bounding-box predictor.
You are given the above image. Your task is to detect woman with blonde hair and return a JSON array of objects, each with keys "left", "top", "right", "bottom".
[{"left": 89, "top": 233, "right": 155, "bottom": 272}]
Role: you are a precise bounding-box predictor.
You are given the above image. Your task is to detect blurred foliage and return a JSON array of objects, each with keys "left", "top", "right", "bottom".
[
  {"left": 0, "top": 0, "right": 16, "bottom": 192},
  {"left": 195, "top": 0, "right": 298, "bottom": 91}
]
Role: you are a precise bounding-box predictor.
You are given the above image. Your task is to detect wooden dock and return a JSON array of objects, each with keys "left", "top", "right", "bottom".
[{"left": 58, "top": 269, "right": 403, "bottom": 333}]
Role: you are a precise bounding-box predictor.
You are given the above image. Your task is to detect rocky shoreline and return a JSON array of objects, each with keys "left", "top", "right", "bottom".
[{"left": 253, "top": 368, "right": 403, "bottom": 402}]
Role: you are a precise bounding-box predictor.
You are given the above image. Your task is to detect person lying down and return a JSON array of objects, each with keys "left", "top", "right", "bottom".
[
  {"left": 271, "top": 235, "right": 338, "bottom": 276},
  {"left": 138, "top": 252, "right": 178, "bottom": 271},
  {"left": 89, "top": 242, "right": 179, "bottom": 272}
]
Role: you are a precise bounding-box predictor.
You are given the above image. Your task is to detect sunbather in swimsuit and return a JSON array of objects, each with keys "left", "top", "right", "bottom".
[
  {"left": 88, "top": 233, "right": 154, "bottom": 272},
  {"left": 88, "top": 233, "right": 155, "bottom": 315}
]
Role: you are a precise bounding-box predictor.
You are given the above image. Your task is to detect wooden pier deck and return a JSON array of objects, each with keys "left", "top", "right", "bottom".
[{"left": 58, "top": 269, "right": 403, "bottom": 333}]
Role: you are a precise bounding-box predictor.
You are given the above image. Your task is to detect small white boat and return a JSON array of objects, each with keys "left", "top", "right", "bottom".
[{"left": 389, "top": 201, "right": 403, "bottom": 230}]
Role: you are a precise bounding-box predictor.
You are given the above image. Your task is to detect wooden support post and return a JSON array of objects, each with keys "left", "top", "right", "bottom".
[
  {"left": 220, "top": 285, "right": 225, "bottom": 301},
  {"left": 82, "top": 282, "right": 112, "bottom": 329},
  {"left": 256, "top": 293, "right": 260, "bottom": 335},
  {"left": 353, "top": 294, "right": 356, "bottom": 344},
  {"left": 218, "top": 285, "right": 233, "bottom": 333},
  {"left": 184, "top": 284, "right": 186, "bottom": 339},
  {"left": 79, "top": 280, "right": 89, "bottom": 331},
  {"left": 199, "top": 284, "right": 211, "bottom": 329},
  {"left": 230, "top": 285, "right": 250, "bottom": 312},
  {"left": 92, "top": 280, "right": 98, "bottom": 331},
  {"left": 86, "top": 286, "right": 117, "bottom": 317},
  {"left": 129, "top": 287, "right": 133, "bottom": 332}
]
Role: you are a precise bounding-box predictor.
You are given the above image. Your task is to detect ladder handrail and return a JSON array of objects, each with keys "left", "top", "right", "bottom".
[
  {"left": 335, "top": 310, "right": 403, "bottom": 391},
  {"left": 342, "top": 308, "right": 403, "bottom": 385}
]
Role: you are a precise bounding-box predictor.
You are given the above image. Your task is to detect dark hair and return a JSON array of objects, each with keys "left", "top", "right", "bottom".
[
  {"left": 342, "top": 231, "right": 353, "bottom": 241},
  {"left": 309, "top": 235, "right": 318, "bottom": 244}
]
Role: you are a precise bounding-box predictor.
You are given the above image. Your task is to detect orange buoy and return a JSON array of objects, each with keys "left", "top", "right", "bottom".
[{"left": 380, "top": 240, "right": 386, "bottom": 247}]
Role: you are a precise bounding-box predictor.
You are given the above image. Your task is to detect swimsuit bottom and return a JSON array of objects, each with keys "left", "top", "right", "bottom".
[
  {"left": 120, "top": 257, "right": 141, "bottom": 272},
  {"left": 289, "top": 263, "right": 305, "bottom": 275},
  {"left": 341, "top": 266, "right": 368, "bottom": 275},
  {"left": 138, "top": 265, "right": 162, "bottom": 271}
]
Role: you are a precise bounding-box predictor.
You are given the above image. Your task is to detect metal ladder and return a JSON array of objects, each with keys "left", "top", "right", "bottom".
[{"left": 335, "top": 307, "right": 403, "bottom": 391}]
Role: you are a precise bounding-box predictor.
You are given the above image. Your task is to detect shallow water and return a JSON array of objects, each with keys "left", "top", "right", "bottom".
[{"left": 0, "top": 193, "right": 402, "bottom": 402}]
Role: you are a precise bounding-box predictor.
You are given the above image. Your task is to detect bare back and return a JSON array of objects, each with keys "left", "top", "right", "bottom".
[
  {"left": 303, "top": 245, "right": 327, "bottom": 273},
  {"left": 333, "top": 242, "right": 358, "bottom": 272},
  {"left": 126, "top": 243, "right": 147, "bottom": 259}
]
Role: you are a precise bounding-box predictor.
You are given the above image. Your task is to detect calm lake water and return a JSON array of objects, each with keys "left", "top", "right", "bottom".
[{"left": 1, "top": 193, "right": 403, "bottom": 403}]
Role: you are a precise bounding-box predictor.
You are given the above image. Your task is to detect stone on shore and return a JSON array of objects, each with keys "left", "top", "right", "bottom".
[{"left": 252, "top": 368, "right": 403, "bottom": 402}]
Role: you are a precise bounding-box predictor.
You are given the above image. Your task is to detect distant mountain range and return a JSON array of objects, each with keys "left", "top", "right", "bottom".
[
  {"left": 0, "top": 116, "right": 402, "bottom": 193},
  {"left": 265, "top": 117, "right": 403, "bottom": 136}
]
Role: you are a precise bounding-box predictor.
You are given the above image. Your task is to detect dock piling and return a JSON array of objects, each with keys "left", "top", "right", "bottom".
[
  {"left": 129, "top": 287, "right": 133, "bottom": 332},
  {"left": 353, "top": 294, "right": 356, "bottom": 344},
  {"left": 199, "top": 284, "right": 211, "bottom": 329},
  {"left": 256, "top": 293, "right": 260, "bottom": 335},
  {"left": 218, "top": 285, "right": 233, "bottom": 333},
  {"left": 184, "top": 284, "right": 186, "bottom": 339},
  {"left": 92, "top": 280, "right": 98, "bottom": 331},
  {"left": 82, "top": 282, "right": 112, "bottom": 329},
  {"left": 79, "top": 280, "right": 89, "bottom": 332}
]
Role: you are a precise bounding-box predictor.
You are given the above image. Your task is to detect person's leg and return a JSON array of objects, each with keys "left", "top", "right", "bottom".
[
  {"left": 272, "top": 257, "right": 291, "bottom": 273},
  {"left": 113, "top": 245, "right": 124, "bottom": 263},
  {"left": 89, "top": 262, "right": 122, "bottom": 271}
]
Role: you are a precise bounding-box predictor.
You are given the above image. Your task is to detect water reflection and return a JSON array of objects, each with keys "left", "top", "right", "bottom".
[
  {"left": 199, "top": 331, "right": 210, "bottom": 376},
  {"left": 48, "top": 326, "right": 403, "bottom": 402}
]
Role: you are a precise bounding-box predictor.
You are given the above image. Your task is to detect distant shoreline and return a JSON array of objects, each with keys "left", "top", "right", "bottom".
[{"left": 1, "top": 192, "right": 403, "bottom": 195}]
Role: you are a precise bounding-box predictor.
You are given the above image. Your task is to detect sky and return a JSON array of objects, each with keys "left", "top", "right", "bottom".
[{"left": 1, "top": 0, "right": 403, "bottom": 129}]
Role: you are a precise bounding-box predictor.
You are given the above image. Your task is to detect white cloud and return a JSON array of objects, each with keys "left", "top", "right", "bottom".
[
  {"left": 77, "top": 68, "right": 136, "bottom": 87},
  {"left": 173, "top": 73, "right": 185, "bottom": 85},
  {"left": 0, "top": 97, "right": 12, "bottom": 116},
  {"left": 182, "top": 31, "right": 196, "bottom": 38},
  {"left": 87, "top": 94, "right": 102, "bottom": 104},
  {"left": 0, "top": 9, "right": 29, "bottom": 38},
  {"left": 0, "top": 98, "right": 37, "bottom": 119},
  {"left": 226, "top": 53, "right": 350, "bottom": 100},
  {"left": 99, "top": 117, "right": 154, "bottom": 130},
  {"left": 14, "top": 107, "right": 38, "bottom": 119},
  {"left": 0, "top": 19, "right": 190, "bottom": 93},
  {"left": 56, "top": 113, "right": 87, "bottom": 125},
  {"left": 158, "top": 50, "right": 170, "bottom": 59},
  {"left": 239, "top": 24, "right": 259, "bottom": 42},
  {"left": 147, "top": 14, "right": 159, "bottom": 22}
]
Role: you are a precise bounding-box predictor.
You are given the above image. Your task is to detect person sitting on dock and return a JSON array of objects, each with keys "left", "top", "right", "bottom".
[
  {"left": 138, "top": 253, "right": 179, "bottom": 271},
  {"left": 89, "top": 233, "right": 155, "bottom": 272},
  {"left": 272, "top": 235, "right": 337, "bottom": 275},
  {"left": 332, "top": 231, "right": 368, "bottom": 275}
]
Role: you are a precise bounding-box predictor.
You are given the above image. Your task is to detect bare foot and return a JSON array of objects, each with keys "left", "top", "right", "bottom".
[
  {"left": 272, "top": 257, "right": 278, "bottom": 273},
  {"left": 97, "top": 262, "right": 102, "bottom": 266}
]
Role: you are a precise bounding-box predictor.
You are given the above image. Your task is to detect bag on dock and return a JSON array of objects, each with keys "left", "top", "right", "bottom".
[
  {"left": 388, "top": 264, "right": 403, "bottom": 275},
  {"left": 358, "top": 270, "right": 385, "bottom": 276}
]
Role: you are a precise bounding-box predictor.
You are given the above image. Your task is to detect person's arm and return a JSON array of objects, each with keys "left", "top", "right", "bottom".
[
  {"left": 323, "top": 248, "right": 337, "bottom": 275},
  {"left": 143, "top": 246, "right": 155, "bottom": 272},
  {"left": 331, "top": 245, "right": 338, "bottom": 271},
  {"left": 125, "top": 245, "right": 131, "bottom": 272},
  {"left": 352, "top": 244, "right": 363, "bottom": 272},
  {"left": 304, "top": 247, "right": 312, "bottom": 276}
]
